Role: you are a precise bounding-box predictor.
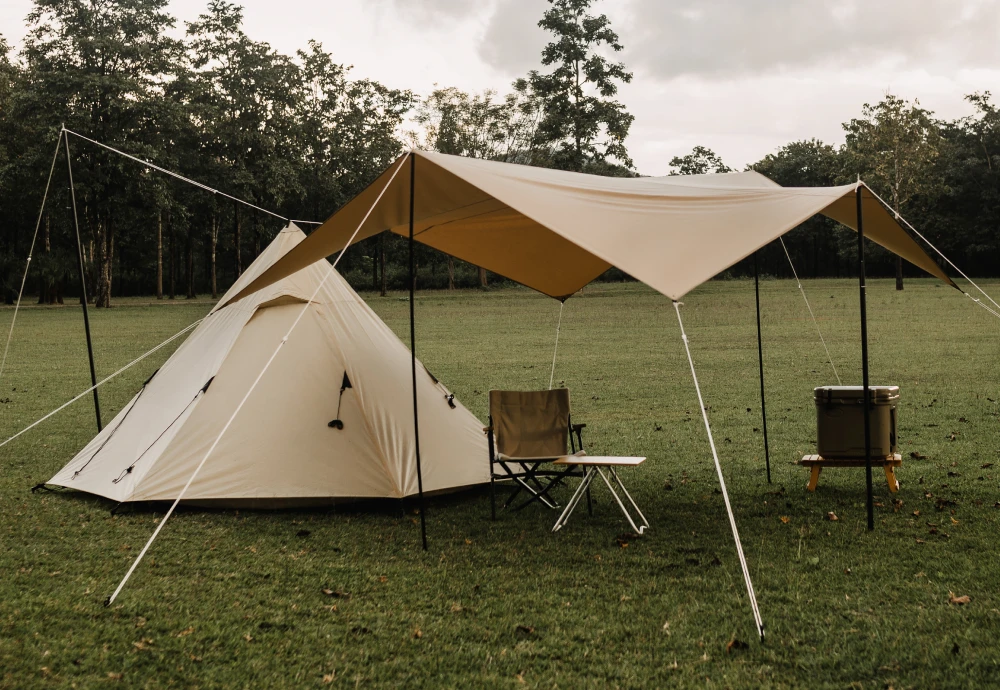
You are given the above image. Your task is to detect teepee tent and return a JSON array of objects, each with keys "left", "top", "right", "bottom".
[{"left": 47, "top": 224, "right": 488, "bottom": 505}]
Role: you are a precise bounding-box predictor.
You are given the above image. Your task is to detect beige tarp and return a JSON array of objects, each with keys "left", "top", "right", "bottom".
[
  {"left": 221, "top": 151, "right": 953, "bottom": 307},
  {"left": 49, "top": 224, "right": 488, "bottom": 504}
]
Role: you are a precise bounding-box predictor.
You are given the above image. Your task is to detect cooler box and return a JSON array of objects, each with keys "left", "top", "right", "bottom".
[{"left": 814, "top": 386, "right": 899, "bottom": 459}]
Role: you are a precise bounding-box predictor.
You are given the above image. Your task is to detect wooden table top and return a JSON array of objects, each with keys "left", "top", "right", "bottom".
[{"left": 552, "top": 456, "right": 646, "bottom": 467}]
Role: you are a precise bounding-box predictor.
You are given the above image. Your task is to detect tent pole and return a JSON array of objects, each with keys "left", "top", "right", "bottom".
[
  {"left": 63, "top": 128, "right": 102, "bottom": 432},
  {"left": 856, "top": 186, "right": 874, "bottom": 531},
  {"left": 409, "top": 152, "right": 428, "bottom": 551},
  {"left": 754, "top": 250, "right": 771, "bottom": 483}
]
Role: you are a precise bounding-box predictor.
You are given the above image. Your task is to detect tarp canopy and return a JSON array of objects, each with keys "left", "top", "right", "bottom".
[{"left": 221, "top": 151, "right": 954, "bottom": 307}]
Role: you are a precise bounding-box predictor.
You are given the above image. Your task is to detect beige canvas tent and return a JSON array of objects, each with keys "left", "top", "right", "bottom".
[{"left": 47, "top": 224, "right": 488, "bottom": 505}]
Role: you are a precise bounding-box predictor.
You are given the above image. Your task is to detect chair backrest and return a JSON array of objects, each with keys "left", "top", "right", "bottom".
[{"left": 489, "top": 388, "right": 571, "bottom": 459}]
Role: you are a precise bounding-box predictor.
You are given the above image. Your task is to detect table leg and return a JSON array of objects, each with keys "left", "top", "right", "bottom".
[
  {"left": 595, "top": 467, "right": 646, "bottom": 535},
  {"left": 610, "top": 468, "right": 649, "bottom": 530},
  {"left": 807, "top": 466, "right": 821, "bottom": 492},
  {"left": 884, "top": 465, "right": 899, "bottom": 493},
  {"left": 552, "top": 468, "right": 595, "bottom": 532}
]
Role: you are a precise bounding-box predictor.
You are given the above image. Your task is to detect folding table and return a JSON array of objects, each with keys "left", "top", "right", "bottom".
[{"left": 551, "top": 456, "right": 648, "bottom": 534}]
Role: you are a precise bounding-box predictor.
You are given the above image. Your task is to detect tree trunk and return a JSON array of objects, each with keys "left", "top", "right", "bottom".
[
  {"left": 379, "top": 234, "right": 387, "bottom": 296},
  {"left": 253, "top": 210, "right": 260, "bottom": 259},
  {"left": 168, "top": 209, "right": 175, "bottom": 300},
  {"left": 156, "top": 210, "right": 163, "bottom": 299},
  {"left": 479, "top": 266, "right": 488, "bottom": 288},
  {"left": 448, "top": 256, "right": 455, "bottom": 290},
  {"left": 895, "top": 256, "right": 904, "bottom": 290},
  {"left": 210, "top": 211, "right": 218, "bottom": 300},
  {"left": 234, "top": 202, "right": 242, "bottom": 277},
  {"left": 94, "top": 212, "right": 114, "bottom": 308},
  {"left": 186, "top": 226, "right": 196, "bottom": 299},
  {"left": 38, "top": 215, "right": 51, "bottom": 304},
  {"left": 372, "top": 238, "right": 378, "bottom": 292}
]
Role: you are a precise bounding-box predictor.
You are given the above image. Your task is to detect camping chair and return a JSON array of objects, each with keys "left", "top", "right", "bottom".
[{"left": 485, "top": 388, "right": 590, "bottom": 520}]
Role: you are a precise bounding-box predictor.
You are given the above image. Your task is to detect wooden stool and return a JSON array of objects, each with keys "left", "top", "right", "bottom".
[{"left": 800, "top": 453, "right": 902, "bottom": 493}]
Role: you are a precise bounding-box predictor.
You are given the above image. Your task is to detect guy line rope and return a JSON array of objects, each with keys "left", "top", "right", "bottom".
[
  {"left": 0, "top": 318, "right": 203, "bottom": 452},
  {"left": 105, "top": 152, "right": 410, "bottom": 607}
]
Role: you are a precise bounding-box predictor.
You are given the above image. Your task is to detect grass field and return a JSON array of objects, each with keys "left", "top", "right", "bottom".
[{"left": 2, "top": 278, "right": 1000, "bottom": 688}]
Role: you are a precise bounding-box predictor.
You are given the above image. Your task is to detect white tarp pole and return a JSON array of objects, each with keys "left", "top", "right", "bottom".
[{"left": 673, "top": 300, "right": 765, "bottom": 640}]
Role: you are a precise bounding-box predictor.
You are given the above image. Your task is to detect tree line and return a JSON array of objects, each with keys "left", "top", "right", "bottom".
[{"left": 0, "top": 0, "right": 997, "bottom": 307}]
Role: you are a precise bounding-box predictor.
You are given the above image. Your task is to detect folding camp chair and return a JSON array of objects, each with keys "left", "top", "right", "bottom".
[{"left": 485, "top": 388, "right": 589, "bottom": 519}]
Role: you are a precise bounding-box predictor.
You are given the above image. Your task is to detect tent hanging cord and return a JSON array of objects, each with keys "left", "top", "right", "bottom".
[
  {"left": 862, "top": 185, "right": 1000, "bottom": 317},
  {"left": 0, "top": 131, "right": 65, "bottom": 384},
  {"left": 0, "top": 318, "right": 202, "bottom": 452},
  {"left": 61, "top": 128, "right": 319, "bottom": 225},
  {"left": 105, "top": 153, "right": 410, "bottom": 608},
  {"left": 779, "top": 237, "right": 842, "bottom": 385},
  {"left": 673, "top": 300, "right": 765, "bottom": 640},
  {"left": 548, "top": 301, "right": 564, "bottom": 389}
]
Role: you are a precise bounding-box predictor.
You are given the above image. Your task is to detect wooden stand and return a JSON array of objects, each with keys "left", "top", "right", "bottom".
[{"left": 800, "top": 453, "right": 901, "bottom": 493}]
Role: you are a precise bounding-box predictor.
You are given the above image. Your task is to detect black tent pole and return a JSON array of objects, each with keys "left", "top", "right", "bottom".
[
  {"left": 754, "top": 250, "right": 771, "bottom": 483},
  {"left": 408, "top": 152, "right": 428, "bottom": 551},
  {"left": 63, "top": 128, "right": 102, "bottom": 432},
  {"left": 856, "top": 185, "right": 874, "bottom": 531}
]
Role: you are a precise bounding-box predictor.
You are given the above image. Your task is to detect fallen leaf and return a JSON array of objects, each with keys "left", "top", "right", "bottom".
[
  {"left": 450, "top": 603, "right": 463, "bottom": 613},
  {"left": 243, "top": 634, "right": 254, "bottom": 643},
  {"left": 174, "top": 627, "right": 194, "bottom": 638},
  {"left": 910, "top": 451, "right": 928, "bottom": 460},
  {"left": 726, "top": 639, "right": 749, "bottom": 654},
  {"left": 916, "top": 539, "right": 926, "bottom": 544},
  {"left": 323, "top": 672, "right": 336, "bottom": 683},
  {"left": 321, "top": 588, "right": 350, "bottom": 599},
  {"left": 912, "top": 510, "right": 921, "bottom": 517},
  {"left": 413, "top": 628, "right": 422, "bottom": 639},
  {"left": 107, "top": 672, "right": 122, "bottom": 680},
  {"left": 515, "top": 625, "right": 535, "bottom": 637},
  {"left": 982, "top": 463, "right": 994, "bottom": 469},
  {"left": 826, "top": 512, "right": 839, "bottom": 521},
  {"left": 948, "top": 592, "right": 971, "bottom": 605},
  {"left": 378, "top": 576, "right": 388, "bottom": 583},
  {"left": 780, "top": 516, "right": 790, "bottom": 524},
  {"left": 951, "top": 517, "right": 960, "bottom": 525}
]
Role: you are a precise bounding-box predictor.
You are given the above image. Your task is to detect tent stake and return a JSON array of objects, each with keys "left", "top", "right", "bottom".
[
  {"left": 754, "top": 251, "right": 771, "bottom": 483},
  {"left": 856, "top": 186, "right": 874, "bottom": 531},
  {"left": 63, "top": 128, "right": 102, "bottom": 432},
  {"left": 409, "top": 152, "right": 428, "bottom": 551}
]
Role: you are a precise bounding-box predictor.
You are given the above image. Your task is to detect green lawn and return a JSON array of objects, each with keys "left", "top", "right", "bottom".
[{"left": 2, "top": 278, "right": 1000, "bottom": 688}]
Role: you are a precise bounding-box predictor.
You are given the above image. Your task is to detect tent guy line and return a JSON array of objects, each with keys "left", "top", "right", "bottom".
[
  {"left": 778, "top": 236, "right": 842, "bottom": 385},
  {"left": 674, "top": 300, "right": 765, "bottom": 640},
  {"left": 105, "top": 153, "right": 411, "bottom": 607},
  {"left": 0, "top": 130, "right": 63, "bottom": 385},
  {"left": 0, "top": 318, "right": 203, "bottom": 453},
  {"left": 61, "top": 128, "right": 321, "bottom": 226}
]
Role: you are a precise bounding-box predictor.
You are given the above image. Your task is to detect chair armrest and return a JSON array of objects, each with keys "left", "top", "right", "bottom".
[
  {"left": 571, "top": 423, "right": 586, "bottom": 432},
  {"left": 483, "top": 425, "right": 493, "bottom": 434}
]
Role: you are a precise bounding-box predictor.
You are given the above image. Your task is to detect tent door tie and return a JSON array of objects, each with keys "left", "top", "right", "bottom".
[{"left": 328, "top": 372, "right": 352, "bottom": 430}]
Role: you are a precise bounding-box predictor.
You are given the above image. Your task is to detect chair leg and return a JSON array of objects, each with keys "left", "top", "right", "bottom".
[{"left": 490, "top": 474, "right": 496, "bottom": 521}]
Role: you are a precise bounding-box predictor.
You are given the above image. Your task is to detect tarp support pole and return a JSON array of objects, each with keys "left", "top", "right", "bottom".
[
  {"left": 753, "top": 251, "right": 771, "bottom": 483},
  {"left": 856, "top": 186, "right": 874, "bottom": 531},
  {"left": 409, "top": 152, "right": 428, "bottom": 551},
  {"left": 64, "top": 128, "right": 102, "bottom": 432},
  {"left": 673, "top": 300, "right": 764, "bottom": 640}
]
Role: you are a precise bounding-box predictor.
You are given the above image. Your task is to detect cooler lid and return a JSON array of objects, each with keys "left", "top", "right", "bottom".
[{"left": 814, "top": 385, "right": 899, "bottom": 402}]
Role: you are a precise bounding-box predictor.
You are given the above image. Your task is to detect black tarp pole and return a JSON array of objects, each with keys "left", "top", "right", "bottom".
[
  {"left": 408, "top": 152, "right": 428, "bottom": 551},
  {"left": 754, "top": 250, "right": 771, "bottom": 483},
  {"left": 857, "top": 185, "right": 874, "bottom": 531},
  {"left": 63, "top": 128, "right": 102, "bottom": 432}
]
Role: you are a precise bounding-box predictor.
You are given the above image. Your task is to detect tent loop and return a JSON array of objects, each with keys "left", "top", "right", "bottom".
[
  {"left": 779, "top": 237, "right": 841, "bottom": 385},
  {"left": 673, "top": 300, "right": 765, "bottom": 640},
  {"left": 548, "top": 301, "right": 565, "bottom": 390},
  {"left": 0, "top": 318, "right": 203, "bottom": 453},
  {"left": 105, "top": 154, "right": 411, "bottom": 607},
  {"left": 0, "top": 131, "right": 64, "bottom": 384}
]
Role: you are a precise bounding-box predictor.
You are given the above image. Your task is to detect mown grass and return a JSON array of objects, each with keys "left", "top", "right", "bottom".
[{"left": 2, "top": 278, "right": 1000, "bottom": 688}]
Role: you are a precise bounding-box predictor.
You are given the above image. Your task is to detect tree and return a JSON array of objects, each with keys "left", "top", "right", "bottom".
[
  {"left": 529, "top": 0, "right": 634, "bottom": 173},
  {"left": 21, "top": 0, "right": 183, "bottom": 307},
  {"left": 843, "top": 93, "right": 942, "bottom": 289},
  {"left": 668, "top": 146, "right": 733, "bottom": 175}
]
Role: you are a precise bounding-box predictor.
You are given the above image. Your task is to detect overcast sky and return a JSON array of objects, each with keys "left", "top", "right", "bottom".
[{"left": 2, "top": 0, "right": 999, "bottom": 175}]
